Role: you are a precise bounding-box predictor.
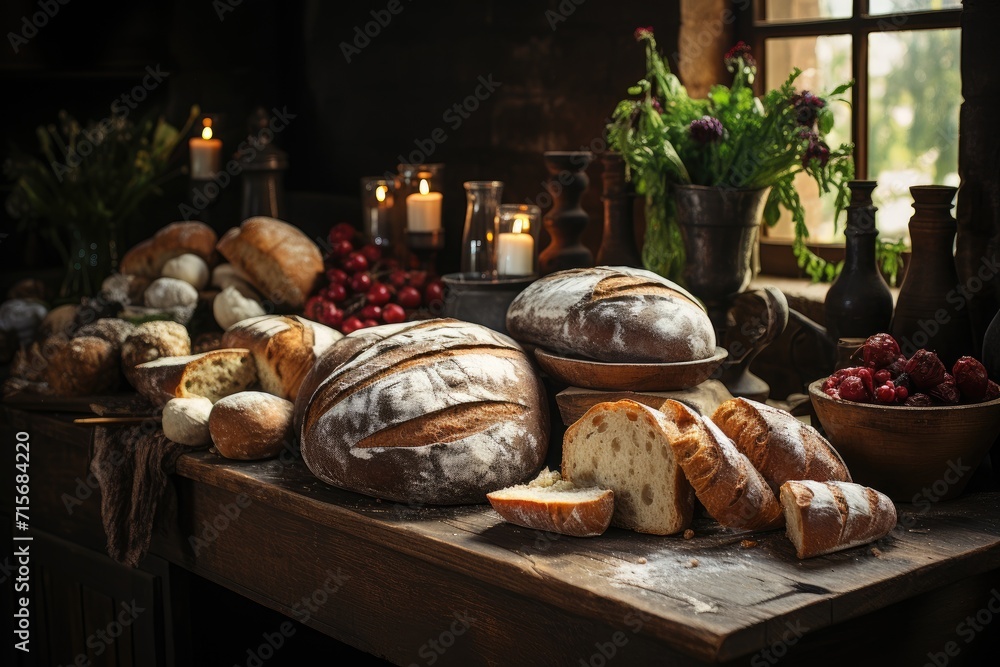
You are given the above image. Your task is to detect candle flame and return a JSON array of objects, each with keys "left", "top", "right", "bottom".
[
  {"left": 419, "top": 179, "right": 430, "bottom": 196},
  {"left": 512, "top": 214, "right": 531, "bottom": 234},
  {"left": 375, "top": 185, "right": 387, "bottom": 203},
  {"left": 201, "top": 125, "right": 214, "bottom": 141}
]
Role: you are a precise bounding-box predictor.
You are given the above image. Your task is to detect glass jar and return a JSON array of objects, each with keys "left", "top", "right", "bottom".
[
  {"left": 461, "top": 181, "right": 503, "bottom": 278},
  {"left": 360, "top": 177, "right": 394, "bottom": 249},
  {"left": 495, "top": 203, "right": 540, "bottom": 277},
  {"left": 395, "top": 163, "right": 445, "bottom": 232}
]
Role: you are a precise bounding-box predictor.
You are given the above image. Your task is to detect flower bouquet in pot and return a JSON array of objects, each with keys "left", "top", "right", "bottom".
[{"left": 607, "top": 28, "right": 867, "bottom": 284}]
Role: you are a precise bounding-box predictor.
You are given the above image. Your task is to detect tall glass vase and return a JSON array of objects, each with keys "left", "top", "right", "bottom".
[{"left": 461, "top": 181, "right": 503, "bottom": 279}]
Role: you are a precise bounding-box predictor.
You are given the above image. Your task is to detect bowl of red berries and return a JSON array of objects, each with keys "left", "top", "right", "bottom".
[{"left": 809, "top": 333, "right": 1000, "bottom": 502}]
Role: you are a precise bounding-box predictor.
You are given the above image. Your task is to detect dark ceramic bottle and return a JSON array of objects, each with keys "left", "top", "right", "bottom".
[
  {"left": 889, "top": 185, "right": 973, "bottom": 366},
  {"left": 824, "top": 181, "right": 894, "bottom": 354}
]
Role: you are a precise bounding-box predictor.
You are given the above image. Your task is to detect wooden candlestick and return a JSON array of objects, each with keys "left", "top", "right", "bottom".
[{"left": 538, "top": 151, "right": 594, "bottom": 275}]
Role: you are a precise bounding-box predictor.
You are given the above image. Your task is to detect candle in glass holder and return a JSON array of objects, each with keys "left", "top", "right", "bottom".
[
  {"left": 189, "top": 118, "right": 221, "bottom": 180},
  {"left": 406, "top": 178, "right": 443, "bottom": 231},
  {"left": 496, "top": 204, "right": 540, "bottom": 276},
  {"left": 361, "top": 177, "right": 394, "bottom": 248}
]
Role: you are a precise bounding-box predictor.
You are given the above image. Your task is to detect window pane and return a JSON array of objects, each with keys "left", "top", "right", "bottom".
[
  {"left": 764, "top": 0, "right": 852, "bottom": 22},
  {"left": 869, "top": 0, "right": 962, "bottom": 16},
  {"left": 868, "top": 28, "right": 961, "bottom": 242},
  {"left": 764, "top": 35, "right": 853, "bottom": 243}
]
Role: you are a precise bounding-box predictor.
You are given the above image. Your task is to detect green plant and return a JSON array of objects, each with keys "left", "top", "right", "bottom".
[{"left": 608, "top": 29, "right": 904, "bottom": 283}]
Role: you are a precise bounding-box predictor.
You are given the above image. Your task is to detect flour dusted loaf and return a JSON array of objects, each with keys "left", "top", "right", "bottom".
[
  {"left": 210, "top": 391, "right": 294, "bottom": 460},
  {"left": 561, "top": 400, "right": 694, "bottom": 535},
  {"left": 222, "top": 315, "right": 341, "bottom": 401},
  {"left": 216, "top": 217, "right": 323, "bottom": 309},
  {"left": 130, "top": 348, "right": 257, "bottom": 407},
  {"left": 162, "top": 396, "right": 213, "bottom": 446},
  {"left": 44, "top": 335, "right": 119, "bottom": 396},
  {"left": 780, "top": 480, "right": 896, "bottom": 559},
  {"left": 711, "top": 398, "right": 851, "bottom": 495},
  {"left": 120, "top": 221, "right": 217, "bottom": 279},
  {"left": 505, "top": 266, "right": 716, "bottom": 363},
  {"left": 121, "top": 321, "right": 191, "bottom": 387},
  {"left": 487, "top": 468, "right": 614, "bottom": 537},
  {"left": 297, "top": 319, "right": 549, "bottom": 505}
]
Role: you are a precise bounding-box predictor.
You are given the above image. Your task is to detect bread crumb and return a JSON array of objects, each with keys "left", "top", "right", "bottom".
[
  {"left": 637, "top": 557, "right": 647, "bottom": 565},
  {"left": 740, "top": 539, "right": 758, "bottom": 549},
  {"left": 685, "top": 558, "right": 699, "bottom": 568},
  {"left": 683, "top": 529, "right": 695, "bottom": 540},
  {"left": 870, "top": 547, "right": 883, "bottom": 558}
]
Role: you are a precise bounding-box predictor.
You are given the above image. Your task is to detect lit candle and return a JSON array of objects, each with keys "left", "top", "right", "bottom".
[
  {"left": 189, "top": 118, "right": 222, "bottom": 180},
  {"left": 496, "top": 214, "right": 534, "bottom": 276},
  {"left": 406, "top": 178, "right": 443, "bottom": 232},
  {"left": 369, "top": 184, "right": 394, "bottom": 245}
]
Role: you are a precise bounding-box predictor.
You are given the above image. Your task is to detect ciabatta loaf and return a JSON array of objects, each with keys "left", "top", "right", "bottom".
[
  {"left": 780, "top": 480, "right": 896, "bottom": 559},
  {"left": 562, "top": 400, "right": 694, "bottom": 535},
  {"left": 505, "top": 266, "right": 716, "bottom": 363},
  {"left": 659, "top": 400, "right": 783, "bottom": 531},
  {"left": 131, "top": 348, "right": 257, "bottom": 406},
  {"left": 487, "top": 468, "right": 614, "bottom": 537},
  {"left": 711, "top": 398, "right": 851, "bottom": 495},
  {"left": 120, "top": 221, "right": 217, "bottom": 279}
]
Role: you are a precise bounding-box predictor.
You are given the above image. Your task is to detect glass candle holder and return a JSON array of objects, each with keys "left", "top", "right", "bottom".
[
  {"left": 360, "top": 177, "right": 395, "bottom": 249},
  {"left": 495, "top": 204, "right": 540, "bottom": 277},
  {"left": 395, "top": 163, "right": 445, "bottom": 232},
  {"left": 461, "top": 181, "right": 504, "bottom": 279}
]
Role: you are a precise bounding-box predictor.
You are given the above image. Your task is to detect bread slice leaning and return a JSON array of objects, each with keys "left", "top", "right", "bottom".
[
  {"left": 659, "top": 400, "right": 783, "bottom": 531},
  {"left": 562, "top": 400, "right": 694, "bottom": 535},
  {"left": 131, "top": 348, "right": 257, "bottom": 406},
  {"left": 711, "top": 397, "right": 851, "bottom": 495},
  {"left": 487, "top": 468, "right": 614, "bottom": 538},
  {"left": 780, "top": 480, "right": 896, "bottom": 559}
]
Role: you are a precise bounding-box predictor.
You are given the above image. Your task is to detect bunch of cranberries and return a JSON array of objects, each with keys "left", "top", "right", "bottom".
[
  {"left": 822, "top": 333, "right": 999, "bottom": 406},
  {"left": 303, "top": 223, "right": 445, "bottom": 335}
]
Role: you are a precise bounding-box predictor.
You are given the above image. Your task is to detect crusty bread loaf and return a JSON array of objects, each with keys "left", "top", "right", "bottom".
[
  {"left": 216, "top": 217, "right": 323, "bottom": 310},
  {"left": 120, "top": 221, "right": 217, "bottom": 279},
  {"left": 659, "top": 400, "right": 783, "bottom": 531},
  {"left": 162, "top": 396, "right": 213, "bottom": 446},
  {"left": 562, "top": 400, "right": 694, "bottom": 535},
  {"left": 44, "top": 335, "right": 119, "bottom": 396},
  {"left": 711, "top": 398, "right": 851, "bottom": 495},
  {"left": 487, "top": 468, "right": 614, "bottom": 537},
  {"left": 121, "top": 321, "right": 191, "bottom": 387},
  {"left": 209, "top": 391, "right": 293, "bottom": 460},
  {"left": 297, "top": 319, "right": 549, "bottom": 505},
  {"left": 780, "top": 480, "right": 896, "bottom": 559},
  {"left": 293, "top": 330, "right": 379, "bottom": 436},
  {"left": 505, "top": 266, "right": 716, "bottom": 363},
  {"left": 74, "top": 318, "right": 136, "bottom": 354},
  {"left": 131, "top": 348, "right": 257, "bottom": 407},
  {"left": 222, "top": 315, "right": 342, "bottom": 401}
]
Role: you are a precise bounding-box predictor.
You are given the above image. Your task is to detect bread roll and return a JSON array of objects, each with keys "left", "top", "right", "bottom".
[
  {"left": 120, "top": 221, "right": 217, "bottom": 279},
  {"left": 101, "top": 273, "right": 149, "bottom": 304},
  {"left": 130, "top": 348, "right": 257, "bottom": 407},
  {"left": 211, "top": 263, "right": 261, "bottom": 299},
  {"left": 711, "top": 398, "right": 852, "bottom": 495},
  {"left": 487, "top": 468, "right": 614, "bottom": 537},
  {"left": 210, "top": 391, "right": 293, "bottom": 460},
  {"left": 0, "top": 299, "right": 47, "bottom": 346},
  {"left": 162, "top": 396, "right": 213, "bottom": 446},
  {"left": 506, "top": 266, "right": 716, "bottom": 363},
  {"left": 39, "top": 304, "right": 80, "bottom": 339},
  {"left": 216, "top": 217, "right": 323, "bottom": 309},
  {"left": 561, "top": 400, "right": 694, "bottom": 535},
  {"left": 144, "top": 277, "right": 199, "bottom": 310},
  {"left": 161, "top": 253, "right": 210, "bottom": 289},
  {"left": 659, "top": 400, "right": 783, "bottom": 531},
  {"left": 213, "top": 286, "right": 266, "bottom": 330},
  {"left": 780, "top": 480, "right": 896, "bottom": 559},
  {"left": 45, "top": 336, "right": 118, "bottom": 396},
  {"left": 298, "top": 319, "right": 549, "bottom": 505},
  {"left": 74, "top": 318, "right": 136, "bottom": 354},
  {"left": 121, "top": 321, "right": 191, "bottom": 386},
  {"left": 222, "top": 315, "right": 342, "bottom": 401}
]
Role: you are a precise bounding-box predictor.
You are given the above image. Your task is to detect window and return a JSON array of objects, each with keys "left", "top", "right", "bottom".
[{"left": 740, "top": 0, "right": 962, "bottom": 245}]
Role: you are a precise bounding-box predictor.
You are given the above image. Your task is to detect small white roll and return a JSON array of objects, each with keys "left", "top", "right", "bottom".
[
  {"left": 162, "top": 396, "right": 213, "bottom": 446},
  {"left": 144, "top": 277, "right": 199, "bottom": 310},
  {"left": 213, "top": 286, "right": 266, "bottom": 330},
  {"left": 162, "top": 253, "right": 210, "bottom": 290}
]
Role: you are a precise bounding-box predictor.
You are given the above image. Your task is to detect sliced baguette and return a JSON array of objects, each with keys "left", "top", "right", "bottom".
[
  {"left": 659, "top": 400, "right": 783, "bottom": 531},
  {"left": 711, "top": 397, "right": 851, "bottom": 495},
  {"left": 487, "top": 468, "right": 614, "bottom": 538},
  {"left": 131, "top": 348, "right": 257, "bottom": 406},
  {"left": 780, "top": 480, "right": 896, "bottom": 559},
  {"left": 562, "top": 400, "right": 694, "bottom": 536}
]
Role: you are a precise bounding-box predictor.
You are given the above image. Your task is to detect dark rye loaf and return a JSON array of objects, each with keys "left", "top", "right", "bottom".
[
  {"left": 296, "top": 319, "right": 549, "bottom": 505},
  {"left": 505, "top": 266, "right": 717, "bottom": 363}
]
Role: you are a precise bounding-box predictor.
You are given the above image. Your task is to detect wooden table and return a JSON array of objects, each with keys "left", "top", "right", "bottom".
[{"left": 6, "top": 406, "right": 1000, "bottom": 666}]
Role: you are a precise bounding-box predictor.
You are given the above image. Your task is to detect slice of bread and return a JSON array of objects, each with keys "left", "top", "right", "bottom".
[
  {"left": 487, "top": 468, "right": 613, "bottom": 538},
  {"left": 562, "top": 400, "right": 694, "bottom": 535},
  {"left": 131, "top": 348, "right": 258, "bottom": 406}
]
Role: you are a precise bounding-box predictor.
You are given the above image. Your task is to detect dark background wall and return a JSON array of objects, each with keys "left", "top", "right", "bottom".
[{"left": 0, "top": 0, "right": 681, "bottom": 277}]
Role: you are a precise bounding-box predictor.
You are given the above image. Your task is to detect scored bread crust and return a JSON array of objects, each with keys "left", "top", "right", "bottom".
[
  {"left": 216, "top": 217, "right": 324, "bottom": 310},
  {"left": 299, "top": 319, "right": 549, "bottom": 505},
  {"left": 130, "top": 348, "right": 257, "bottom": 407},
  {"left": 711, "top": 398, "right": 851, "bottom": 495},
  {"left": 222, "top": 315, "right": 342, "bottom": 401},
  {"left": 562, "top": 400, "right": 694, "bottom": 536},
  {"left": 659, "top": 400, "right": 784, "bottom": 531},
  {"left": 487, "top": 468, "right": 614, "bottom": 538},
  {"left": 780, "top": 480, "right": 897, "bottom": 559},
  {"left": 119, "top": 221, "right": 218, "bottom": 279},
  {"left": 505, "top": 266, "right": 717, "bottom": 363}
]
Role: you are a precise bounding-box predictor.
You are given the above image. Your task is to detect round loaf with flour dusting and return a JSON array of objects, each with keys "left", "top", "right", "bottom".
[
  {"left": 505, "top": 266, "right": 716, "bottom": 363},
  {"left": 297, "top": 319, "right": 549, "bottom": 505}
]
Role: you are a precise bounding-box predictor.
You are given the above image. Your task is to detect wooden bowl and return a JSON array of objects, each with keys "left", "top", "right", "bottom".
[
  {"left": 534, "top": 347, "right": 728, "bottom": 392},
  {"left": 808, "top": 379, "right": 1000, "bottom": 502}
]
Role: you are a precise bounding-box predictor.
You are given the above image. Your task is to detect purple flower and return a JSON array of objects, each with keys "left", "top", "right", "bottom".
[
  {"left": 689, "top": 116, "right": 724, "bottom": 144},
  {"left": 802, "top": 138, "right": 830, "bottom": 168},
  {"left": 791, "top": 91, "right": 827, "bottom": 127},
  {"left": 634, "top": 26, "right": 654, "bottom": 42},
  {"left": 724, "top": 41, "right": 755, "bottom": 67}
]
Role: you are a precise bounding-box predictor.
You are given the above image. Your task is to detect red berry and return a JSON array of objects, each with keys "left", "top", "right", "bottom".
[
  {"left": 317, "top": 302, "right": 344, "bottom": 328},
  {"left": 953, "top": 356, "right": 989, "bottom": 401},
  {"left": 863, "top": 333, "right": 901, "bottom": 369},
  {"left": 388, "top": 270, "right": 408, "bottom": 289},
  {"left": 904, "top": 349, "right": 947, "bottom": 389},
  {"left": 331, "top": 239, "right": 354, "bottom": 258},
  {"left": 366, "top": 283, "right": 391, "bottom": 306},
  {"left": 408, "top": 270, "right": 428, "bottom": 289},
  {"left": 350, "top": 272, "right": 372, "bottom": 293},
  {"left": 397, "top": 286, "right": 422, "bottom": 309},
  {"left": 895, "top": 385, "right": 909, "bottom": 402},
  {"left": 343, "top": 252, "right": 370, "bottom": 274},
  {"left": 382, "top": 303, "right": 406, "bottom": 323},
  {"left": 361, "top": 318, "right": 380, "bottom": 329},
  {"left": 854, "top": 367, "right": 874, "bottom": 396},
  {"left": 839, "top": 376, "right": 869, "bottom": 403},
  {"left": 986, "top": 380, "right": 1000, "bottom": 401},
  {"left": 424, "top": 280, "right": 445, "bottom": 305},
  {"left": 304, "top": 296, "right": 324, "bottom": 321},
  {"left": 329, "top": 222, "right": 356, "bottom": 244},
  {"left": 324, "top": 283, "right": 348, "bottom": 303},
  {"left": 359, "top": 244, "right": 382, "bottom": 264},
  {"left": 929, "top": 375, "right": 960, "bottom": 404},
  {"left": 873, "top": 369, "right": 892, "bottom": 385},
  {"left": 359, "top": 304, "right": 382, "bottom": 321},
  {"left": 875, "top": 384, "right": 897, "bottom": 404},
  {"left": 325, "top": 268, "right": 349, "bottom": 285},
  {"left": 341, "top": 316, "right": 363, "bottom": 335}
]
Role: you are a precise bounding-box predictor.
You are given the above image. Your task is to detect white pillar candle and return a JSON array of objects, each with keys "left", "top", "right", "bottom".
[
  {"left": 496, "top": 232, "right": 534, "bottom": 275},
  {"left": 406, "top": 179, "right": 442, "bottom": 231},
  {"left": 189, "top": 122, "right": 221, "bottom": 179}
]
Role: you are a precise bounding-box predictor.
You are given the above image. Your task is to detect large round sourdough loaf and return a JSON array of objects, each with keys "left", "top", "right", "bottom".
[
  {"left": 505, "top": 266, "right": 716, "bottom": 363},
  {"left": 296, "top": 319, "right": 549, "bottom": 505}
]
